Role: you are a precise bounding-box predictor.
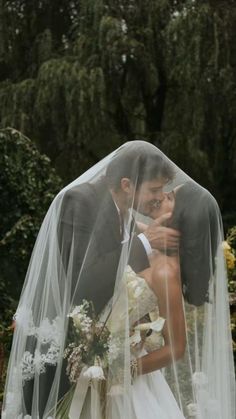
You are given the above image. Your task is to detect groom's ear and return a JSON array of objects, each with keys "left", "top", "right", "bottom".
[{"left": 120, "top": 178, "right": 134, "bottom": 194}]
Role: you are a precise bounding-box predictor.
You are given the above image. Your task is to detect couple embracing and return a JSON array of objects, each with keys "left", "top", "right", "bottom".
[{"left": 2, "top": 141, "right": 235, "bottom": 419}]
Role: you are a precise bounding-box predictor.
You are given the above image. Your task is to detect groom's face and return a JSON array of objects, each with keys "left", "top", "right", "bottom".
[{"left": 132, "top": 178, "right": 166, "bottom": 216}]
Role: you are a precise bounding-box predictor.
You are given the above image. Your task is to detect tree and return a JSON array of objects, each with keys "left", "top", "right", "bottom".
[
  {"left": 0, "top": 0, "right": 235, "bottom": 226},
  {"left": 0, "top": 0, "right": 80, "bottom": 80},
  {"left": 163, "top": 0, "right": 236, "bottom": 222}
]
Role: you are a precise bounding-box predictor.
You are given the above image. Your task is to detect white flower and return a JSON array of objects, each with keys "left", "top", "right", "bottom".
[
  {"left": 69, "top": 309, "right": 92, "bottom": 332},
  {"left": 83, "top": 366, "right": 105, "bottom": 381},
  {"left": 69, "top": 302, "right": 90, "bottom": 322},
  {"left": 69, "top": 306, "right": 82, "bottom": 317}
]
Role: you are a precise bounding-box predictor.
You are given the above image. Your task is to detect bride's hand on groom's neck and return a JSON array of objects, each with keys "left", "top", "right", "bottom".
[{"left": 143, "top": 213, "right": 180, "bottom": 252}]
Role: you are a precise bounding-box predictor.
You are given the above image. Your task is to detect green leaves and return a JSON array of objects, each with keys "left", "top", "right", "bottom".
[
  {"left": 0, "top": 0, "right": 236, "bottom": 218},
  {"left": 0, "top": 127, "right": 62, "bottom": 298}
]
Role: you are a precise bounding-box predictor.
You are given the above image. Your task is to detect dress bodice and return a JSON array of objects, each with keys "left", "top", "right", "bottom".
[
  {"left": 101, "top": 266, "right": 165, "bottom": 352},
  {"left": 124, "top": 266, "right": 158, "bottom": 326}
]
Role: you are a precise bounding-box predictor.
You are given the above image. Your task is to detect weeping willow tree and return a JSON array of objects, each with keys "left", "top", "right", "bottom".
[
  {"left": 163, "top": 0, "right": 236, "bottom": 223},
  {"left": 0, "top": 0, "right": 235, "bottom": 224}
]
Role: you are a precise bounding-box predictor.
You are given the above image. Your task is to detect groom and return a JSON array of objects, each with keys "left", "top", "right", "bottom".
[{"left": 59, "top": 142, "right": 180, "bottom": 314}]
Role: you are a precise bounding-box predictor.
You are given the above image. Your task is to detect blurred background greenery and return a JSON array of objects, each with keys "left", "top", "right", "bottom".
[{"left": 0, "top": 0, "right": 235, "bottom": 409}]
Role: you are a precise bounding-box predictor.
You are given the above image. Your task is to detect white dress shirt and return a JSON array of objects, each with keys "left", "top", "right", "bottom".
[{"left": 113, "top": 200, "right": 152, "bottom": 256}]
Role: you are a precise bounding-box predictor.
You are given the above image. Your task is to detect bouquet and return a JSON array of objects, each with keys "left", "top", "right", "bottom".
[{"left": 55, "top": 300, "right": 119, "bottom": 418}]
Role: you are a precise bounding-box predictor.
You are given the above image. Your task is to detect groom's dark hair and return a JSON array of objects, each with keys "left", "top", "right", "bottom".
[{"left": 105, "top": 141, "right": 175, "bottom": 191}]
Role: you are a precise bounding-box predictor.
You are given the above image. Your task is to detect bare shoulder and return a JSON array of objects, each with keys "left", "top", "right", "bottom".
[{"left": 149, "top": 254, "right": 181, "bottom": 299}]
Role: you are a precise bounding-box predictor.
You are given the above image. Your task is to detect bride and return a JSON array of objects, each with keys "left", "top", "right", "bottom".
[{"left": 2, "top": 141, "right": 235, "bottom": 418}]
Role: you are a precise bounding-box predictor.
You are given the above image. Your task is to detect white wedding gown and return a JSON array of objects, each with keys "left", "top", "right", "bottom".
[{"left": 100, "top": 267, "right": 186, "bottom": 419}]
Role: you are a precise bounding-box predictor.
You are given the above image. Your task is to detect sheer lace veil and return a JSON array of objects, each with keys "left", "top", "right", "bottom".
[{"left": 2, "top": 141, "right": 235, "bottom": 419}]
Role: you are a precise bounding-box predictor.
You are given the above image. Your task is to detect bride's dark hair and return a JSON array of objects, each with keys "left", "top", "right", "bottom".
[
  {"left": 171, "top": 181, "right": 221, "bottom": 306},
  {"left": 105, "top": 141, "right": 175, "bottom": 191}
]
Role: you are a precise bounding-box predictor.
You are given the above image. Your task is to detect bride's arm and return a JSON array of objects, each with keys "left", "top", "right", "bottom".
[{"left": 137, "top": 257, "right": 186, "bottom": 375}]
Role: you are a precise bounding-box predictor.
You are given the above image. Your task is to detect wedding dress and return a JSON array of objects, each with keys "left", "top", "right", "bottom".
[
  {"left": 75, "top": 266, "right": 185, "bottom": 419},
  {"left": 104, "top": 266, "right": 186, "bottom": 419}
]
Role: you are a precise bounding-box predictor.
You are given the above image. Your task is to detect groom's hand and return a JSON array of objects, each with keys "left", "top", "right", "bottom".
[{"left": 143, "top": 212, "right": 180, "bottom": 251}]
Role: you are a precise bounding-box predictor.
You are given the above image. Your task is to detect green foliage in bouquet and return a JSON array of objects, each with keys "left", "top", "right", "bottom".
[
  {"left": 53, "top": 300, "right": 117, "bottom": 418},
  {"left": 64, "top": 300, "right": 112, "bottom": 384}
]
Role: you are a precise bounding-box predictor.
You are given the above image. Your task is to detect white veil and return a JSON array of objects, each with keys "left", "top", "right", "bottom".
[{"left": 2, "top": 141, "right": 235, "bottom": 419}]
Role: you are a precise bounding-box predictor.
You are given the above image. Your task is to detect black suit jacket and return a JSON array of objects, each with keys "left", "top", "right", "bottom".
[
  {"left": 24, "top": 178, "right": 150, "bottom": 416},
  {"left": 59, "top": 178, "right": 150, "bottom": 314}
]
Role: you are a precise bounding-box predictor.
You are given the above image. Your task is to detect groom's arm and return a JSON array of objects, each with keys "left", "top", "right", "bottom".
[
  {"left": 58, "top": 185, "right": 94, "bottom": 278},
  {"left": 58, "top": 185, "right": 122, "bottom": 313},
  {"left": 128, "top": 214, "right": 180, "bottom": 273}
]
